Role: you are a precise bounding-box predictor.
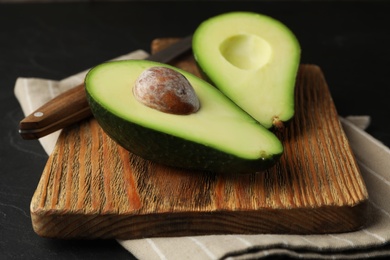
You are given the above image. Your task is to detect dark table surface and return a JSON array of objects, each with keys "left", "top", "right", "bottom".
[{"left": 1, "top": 1, "right": 390, "bottom": 259}]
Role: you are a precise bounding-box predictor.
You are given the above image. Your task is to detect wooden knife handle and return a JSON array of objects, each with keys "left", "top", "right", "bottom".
[{"left": 19, "top": 84, "right": 92, "bottom": 140}]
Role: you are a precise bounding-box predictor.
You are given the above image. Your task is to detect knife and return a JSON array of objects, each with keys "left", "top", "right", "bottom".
[{"left": 19, "top": 35, "right": 193, "bottom": 140}]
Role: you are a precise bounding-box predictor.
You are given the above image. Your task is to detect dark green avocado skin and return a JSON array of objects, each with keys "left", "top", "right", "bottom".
[{"left": 86, "top": 93, "right": 281, "bottom": 174}]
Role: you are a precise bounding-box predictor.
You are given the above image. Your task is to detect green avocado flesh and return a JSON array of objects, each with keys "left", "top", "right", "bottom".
[
  {"left": 85, "top": 60, "right": 283, "bottom": 174},
  {"left": 193, "top": 12, "right": 301, "bottom": 128}
]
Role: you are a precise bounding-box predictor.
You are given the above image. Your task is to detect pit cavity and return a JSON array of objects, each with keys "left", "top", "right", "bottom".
[{"left": 219, "top": 34, "right": 272, "bottom": 70}]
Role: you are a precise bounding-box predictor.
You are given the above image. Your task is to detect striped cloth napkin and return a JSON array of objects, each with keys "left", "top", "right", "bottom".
[{"left": 15, "top": 51, "right": 390, "bottom": 259}]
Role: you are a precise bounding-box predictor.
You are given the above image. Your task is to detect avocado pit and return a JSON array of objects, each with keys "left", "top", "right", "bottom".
[{"left": 133, "top": 66, "right": 200, "bottom": 115}]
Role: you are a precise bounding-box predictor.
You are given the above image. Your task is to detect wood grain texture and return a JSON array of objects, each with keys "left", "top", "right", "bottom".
[{"left": 30, "top": 39, "right": 369, "bottom": 239}]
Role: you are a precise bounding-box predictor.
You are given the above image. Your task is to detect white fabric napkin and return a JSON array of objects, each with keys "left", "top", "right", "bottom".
[{"left": 15, "top": 51, "right": 390, "bottom": 259}]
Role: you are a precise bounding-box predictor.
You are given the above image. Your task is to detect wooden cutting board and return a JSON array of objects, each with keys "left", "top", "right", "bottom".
[{"left": 30, "top": 38, "right": 369, "bottom": 239}]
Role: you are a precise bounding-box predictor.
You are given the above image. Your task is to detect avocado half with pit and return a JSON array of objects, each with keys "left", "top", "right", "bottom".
[
  {"left": 193, "top": 12, "right": 301, "bottom": 128},
  {"left": 85, "top": 60, "right": 283, "bottom": 174}
]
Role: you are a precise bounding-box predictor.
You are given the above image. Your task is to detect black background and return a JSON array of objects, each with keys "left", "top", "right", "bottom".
[{"left": 1, "top": 1, "right": 389, "bottom": 259}]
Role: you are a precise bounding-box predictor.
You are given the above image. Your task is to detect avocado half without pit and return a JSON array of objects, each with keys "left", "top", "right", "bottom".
[
  {"left": 85, "top": 60, "right": 283, "bottom": 174},
  {"left": 192, "top": 12, "right": 301, "bottom": 129}
]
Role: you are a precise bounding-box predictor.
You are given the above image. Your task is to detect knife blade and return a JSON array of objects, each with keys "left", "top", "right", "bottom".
[{"left": 19, "top": 35, "right": 193, "bottom": 140}]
